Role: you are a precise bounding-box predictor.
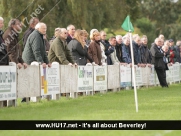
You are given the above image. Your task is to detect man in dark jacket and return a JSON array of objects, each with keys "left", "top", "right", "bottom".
[
  {"left": 115, "top": 35, "right": 124, "bottom": 63},
  {"left": 150, "top": 38, "right": 168, "bottom": 88},
  {"left": 100, "top": 31, "right": 114, "bottom": 65},
  {"left": 23, "top": 17, "right": 39, "bottom": 48},
  {"left": 22, "top": 22, "right": 50, "bottom": 68},
  {"left": 3, "top": 19, "right": 27, "bottom": 68},
  {"left": 0, "top": 17, "right": 8, "bottom": 65},
  {"left": 66, "top": 24, "right": 75, "bottom": 44},
  {"left": 140, "top": 36, "right": 152, "bottom": 65},
  {"left": 133, "top": 36, "right": 141, "bottom": 65}
]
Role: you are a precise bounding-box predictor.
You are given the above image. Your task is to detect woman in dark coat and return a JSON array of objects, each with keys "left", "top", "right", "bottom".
[{"left": 68, "top": 29, "right": 93, "bottom": 65}]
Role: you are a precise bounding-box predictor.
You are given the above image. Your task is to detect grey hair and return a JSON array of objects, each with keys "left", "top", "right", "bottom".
[
  {"left": 116, "top": 35, "right": 122, "bottom": 41},
  {"left": 35, "top": 22, "right": 46, "bottom": 30},
  {"left": 176, "top": 40, "right": 181, "bottom": 46},
  {"left": 0, "top": 17, "right": 4, "bottom": 21},
  {"left": 155, "top": 38, "right": 161, "bottom": 43},
  {"left": 67, "top": 24, "right": 75, "bottom": 31}
]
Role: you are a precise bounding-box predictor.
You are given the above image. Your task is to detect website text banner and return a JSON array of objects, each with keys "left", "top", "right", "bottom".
[
  {"left": 78, "top": 66, "right": 93, "bottom": 92},
  {"left": 0, "top": 66, "right": 16, "bottom": 101},
  {"left": 0, "top": 120, "right": 181, "bottom": 130},
  {"left": 94, "top": 66, "right": 107, "bottom": 91},
  {"left": 41, "top": 63, "right": 60, "bottom": 95},
  {"left": 120, "top": 65, "right": 131, "bottom": 88}
]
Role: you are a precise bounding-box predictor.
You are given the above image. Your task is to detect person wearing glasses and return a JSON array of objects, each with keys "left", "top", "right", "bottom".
[
  {"left": 150, "top": 38, "right": 168, "bottom": 88},
  {"left": 48, "top": 28, "right": 76, "bottom": 66},
  {"left": 3, "top": 19, "right": 27, "bottom": 69}
]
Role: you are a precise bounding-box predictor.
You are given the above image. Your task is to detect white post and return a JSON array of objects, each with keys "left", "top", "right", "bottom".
[{"left": 129, "top": 32, "right": 139, "bottom": 112}]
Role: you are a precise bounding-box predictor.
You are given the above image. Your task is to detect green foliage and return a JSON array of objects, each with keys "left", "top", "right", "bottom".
[
  {"left": 136, "top": 17, "right": 156, "bottom": 46},
  {"left": 140, "top": 0, "right": 181, "bottom": 40}
]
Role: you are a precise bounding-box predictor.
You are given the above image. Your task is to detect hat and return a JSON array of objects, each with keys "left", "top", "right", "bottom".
[{"left": 169, "top": 39, "right": 174, "bottom": 42}]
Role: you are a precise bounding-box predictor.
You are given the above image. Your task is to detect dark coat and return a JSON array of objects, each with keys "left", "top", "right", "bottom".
[
  {"left": 122, "top": 43, "right": 131, "bottom": 63},
  {"left": 22, "top": 30, "right": 49, "bottom": 65},
  {"left": 3, "top": 27, "right": 24, "bottom": 64},
  {"left": 68, "top": 39, "right": 93, "bottom": 65},
  {"left": 66, "top": 34, "right": 72, "bottom": 44},
  {"left": 115, "top": 43, "right": 124, "bottom": 62},
  {"left": 101, "top": 40, "right": 114, "bottom": 65},
  {"left": 0, "top": 30, "right": 9, "bottom": 65},
  {"left": 132, "top": 41, "right": 141, "bottom": 64},
  {"left": 140, "top": 44, "right": 152, "bottom": 64},
  {"left": 23, "top": 27, "right": 34, "bottom": 48},
  {"left": 150, "top": 43, "right": 168, "bottom": 70},
  {"left": 88, "top": 41, "right": 102, "bottom": 65}
]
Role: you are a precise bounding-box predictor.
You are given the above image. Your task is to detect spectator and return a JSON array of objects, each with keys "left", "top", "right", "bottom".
[
  {"left": 175, "top": 40, "right": 181, "bottom": 62},
  {"left": 23, "top": 17, "right": 39, "bottom": 48},
  {"left": 0, "top": 17, "right": 8, "bottom": 65},
  {"left": 66, "top": 24, "right": 75, "bottom": 44},
  {"left": 82, "top": 29, "right": 89, "bottom": 47},
  {"left": 162, "top": 45, "right": 170, "bottom": 65},
  {"left": 115, "top": 35, "right": 124, "bottom": 63},
  {"left": 140, "top": 36, "right": 152, "bottom": 65},
  {"left": 109, "top": 37, "right": 120, "bottom": 65},
  {"left": 22, "top": 22, "right": 50, "bottom": 68},
  {"left": 150, "top": 38, "right": 168, "bottom": 88},
  {"left": 44, "top": 34, "right": 50, "bottom": 55},
  {"left": 68, "top": 29, "right": 93, "bottom": 65},
  {"left": 168, "top": 39, "right": 178, "bottom": 63},
  {"left": 88, "top": 30, "right": 102, "bottom": 65},
  {"left": 132, "top": 35, "right": 142, "bottom": 66},
  {"left": 100, "top": 31, "right": 114, "bottom": 65},
  {"left": 158, "top": 34, "right": 165, "bottom": 41},
  {"left": 48, "top": 28, "right": 76, "bottom": 66},
  {"left": 178, "top": 44, "right": 181, "bottom": 63},
  {"left": 49, "top": 27, "right": 61, "bottom": 45},
  {"left": 3, "top": 19, "right": 27, "bottom": 69},
  {"left": 122, "top": 36, "right": 131, "bottom": 64}
]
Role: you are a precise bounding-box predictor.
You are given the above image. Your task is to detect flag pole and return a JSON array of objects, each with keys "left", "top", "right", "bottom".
[{"left": 129, "top": 31, "right": 139, "bottom": 112}]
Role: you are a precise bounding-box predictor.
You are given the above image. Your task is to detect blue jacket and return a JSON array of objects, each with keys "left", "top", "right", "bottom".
[{"left": 122, "top": 44, "right": 131, "bottom": 63}]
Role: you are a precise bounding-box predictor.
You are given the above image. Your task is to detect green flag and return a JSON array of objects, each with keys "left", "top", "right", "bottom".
[{"left": 121, "top": 15, "right": 134, "bottom": 32}]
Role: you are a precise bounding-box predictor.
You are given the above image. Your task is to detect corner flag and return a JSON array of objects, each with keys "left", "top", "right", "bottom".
[
  {"left": 121, "top": 15, "right": 138, "bottom": 112},
  {"left": 121, "top": 15, "right": 134, "bottom": 32}
]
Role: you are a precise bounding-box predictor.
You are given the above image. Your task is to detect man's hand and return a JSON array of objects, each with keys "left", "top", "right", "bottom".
[
  {"left": 42, "top": 63, "right": 47, "bottom": 68},
  {"left": 147, "top": 64, "right": 152, "bottom": 68},
  {"left": 23, "top": 63, "right": 28, "bottom": 69},
  {"left": 17, "top": 63, "right": 22, "bottom": 69},
  {"left": 48, "top": 63, "right": 51, "bottom": 67},
  {"left": 68, "top": 63, "right": 72, "bottom": 66}
]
